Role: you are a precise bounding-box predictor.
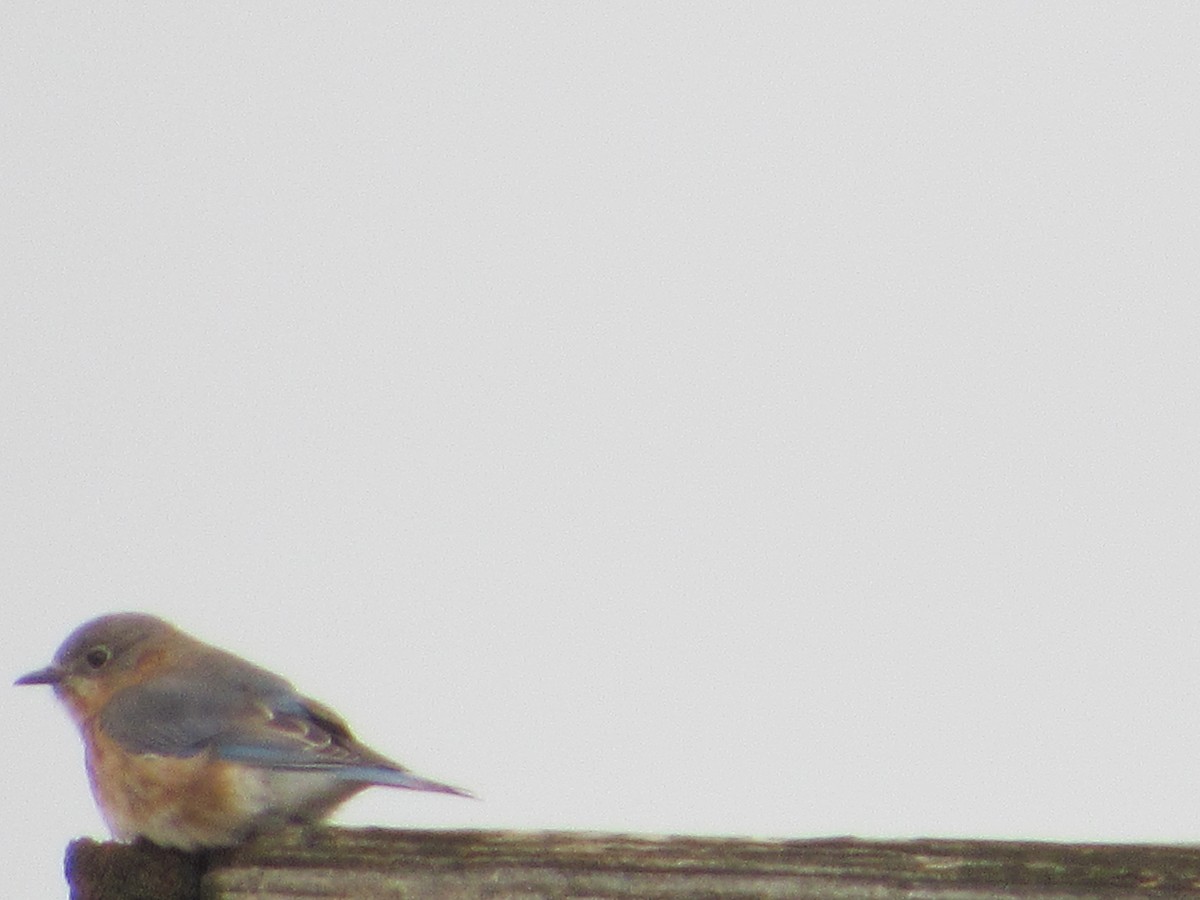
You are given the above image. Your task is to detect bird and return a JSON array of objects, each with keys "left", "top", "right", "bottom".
[{"left": 15, "top": 612, "right": 472, "bottom": 851}]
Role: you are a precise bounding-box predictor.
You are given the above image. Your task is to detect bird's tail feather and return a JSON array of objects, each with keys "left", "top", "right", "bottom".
[{"left": 352, "top": 766, "right": 475, "bottom": 798}]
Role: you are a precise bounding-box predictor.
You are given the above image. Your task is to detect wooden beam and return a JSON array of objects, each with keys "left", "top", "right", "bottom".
[{"left": 65, "top": 827, "right": 1200, "bottom": 898}]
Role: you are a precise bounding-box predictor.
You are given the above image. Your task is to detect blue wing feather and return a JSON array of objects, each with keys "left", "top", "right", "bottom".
[{"left": 99, "top": 662, "right": 471, "bottom": 797}]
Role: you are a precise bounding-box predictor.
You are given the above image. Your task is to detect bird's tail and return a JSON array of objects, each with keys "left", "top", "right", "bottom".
[{"left": 353, "top": 766, "right": 475, "bottom": 798}]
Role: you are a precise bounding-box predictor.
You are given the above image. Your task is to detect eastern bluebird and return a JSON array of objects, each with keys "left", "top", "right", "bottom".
[{"left": 15, "top": 613, "right": 471, "bottom": 851}]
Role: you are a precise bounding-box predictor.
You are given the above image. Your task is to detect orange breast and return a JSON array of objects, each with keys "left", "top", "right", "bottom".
[{"left": 83, "top": 722, "right": 268, "bottom": 850}]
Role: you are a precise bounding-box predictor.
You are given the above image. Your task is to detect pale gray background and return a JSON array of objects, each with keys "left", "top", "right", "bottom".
[{"left": 4, "top": 5, "right": 1199, "bottom": 896}]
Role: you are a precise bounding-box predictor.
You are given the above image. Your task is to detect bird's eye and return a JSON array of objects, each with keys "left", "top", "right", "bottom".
[{"left": 85, "top": 646, "right": 111, "bottom": 669}]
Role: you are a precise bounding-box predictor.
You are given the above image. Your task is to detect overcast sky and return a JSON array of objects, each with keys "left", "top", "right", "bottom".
[{"left": 4, "top": 5, "right": 1199, "bottom": 897}]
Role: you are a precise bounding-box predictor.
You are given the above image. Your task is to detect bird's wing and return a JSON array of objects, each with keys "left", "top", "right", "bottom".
[
  {"left": 98, "top": 653, "right": 300, "bottom": 757},
  {"left": 100, "top": 668, "right": 470, "bottom": 796},
  {"left": 215, "top": 694, "right": 473, "bottom": 795}
]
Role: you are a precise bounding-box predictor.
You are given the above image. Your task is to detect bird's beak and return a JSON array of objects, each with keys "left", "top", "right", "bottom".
[{"left": 15, "top": 665, "right": 63, "bottom": 686}]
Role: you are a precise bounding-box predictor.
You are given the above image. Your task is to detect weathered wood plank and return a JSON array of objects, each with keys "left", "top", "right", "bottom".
[{"left": 65, "top": 828, "right": 1200, "bottom": 899}]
